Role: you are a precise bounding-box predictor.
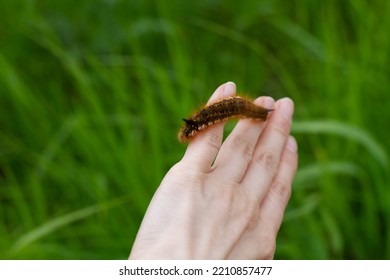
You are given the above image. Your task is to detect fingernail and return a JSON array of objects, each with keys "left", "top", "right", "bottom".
[
  {"left": 287, "top": 135, "right": 298, "bottom": 152},
  {"left": 263, "top": 96, "right": 275, "bottom": 109},
  {"left": 223, "top": 81, "right": 236, "bottom": 97},
  {"left": 277, "top": 97, "right": 294, "bottom": 119}
]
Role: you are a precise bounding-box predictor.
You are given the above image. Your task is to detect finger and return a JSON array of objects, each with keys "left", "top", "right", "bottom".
[
  {"left": 212, "top": 96, "right": 275, "bottom": 182},
  {"left": 241, "top": 98, "right": 294, "bottom": 200},
  {"left": 227, "top": 136, "right": 298, "bottom": 260},
  {"left": 182, "top": 82, "right": 236, "bottom": 172},
  {"left": 258, "top": 135, "right": 298, "bottom": 236}
]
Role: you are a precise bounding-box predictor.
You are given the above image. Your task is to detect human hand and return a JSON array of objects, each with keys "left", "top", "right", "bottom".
[{"left": 129, "top": 82, "right": 298, "bottom": 259}]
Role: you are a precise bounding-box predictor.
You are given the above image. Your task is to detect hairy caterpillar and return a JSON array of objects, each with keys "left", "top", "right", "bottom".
[{"left": 178, "top": 96, "right": 273, "bottom": 143}]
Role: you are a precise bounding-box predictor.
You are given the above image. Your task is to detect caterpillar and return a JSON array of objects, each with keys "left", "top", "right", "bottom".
[{"left": 178, "top": 96, "right": 273, "bottom": 143}]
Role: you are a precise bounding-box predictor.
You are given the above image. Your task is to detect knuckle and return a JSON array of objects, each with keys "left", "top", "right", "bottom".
[
  {"left": 204, "top": 130, "right": 223, "bottom": 152},
  {"left": 164, "top": 162, "right": 205, "bottom": 190},
  {"left": 254, "top": 149, "right": 279, "bottom": 177},
  {"left": 231, "top": 135, "right": 254, "bottom": 163},
  {"left": 271, "top": 180, "right": 292, "bottom": 206},
  {"left": 286, "top": 148, "right": 299, "bottom": 172},
  {"left": 272, "top": 115, "right": 291, "bottom": 139}
]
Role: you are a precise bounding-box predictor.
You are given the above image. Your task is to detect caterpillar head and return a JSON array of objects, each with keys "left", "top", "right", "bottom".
[{"left": 178, "top": 119, "right": 198, "bottom": 143}]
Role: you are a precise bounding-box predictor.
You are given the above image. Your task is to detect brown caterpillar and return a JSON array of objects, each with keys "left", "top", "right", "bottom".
[{"left": 178, "top": 96, "right": 273, "bottom": 143}]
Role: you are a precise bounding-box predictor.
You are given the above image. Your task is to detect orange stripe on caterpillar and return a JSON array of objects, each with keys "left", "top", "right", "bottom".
[{"left": 178, "top": 96, "right": 273, "bottom": 143}]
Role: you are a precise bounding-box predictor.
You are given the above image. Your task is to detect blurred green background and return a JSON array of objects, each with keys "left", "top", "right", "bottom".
[{"left": 0, "top": 0, "right": 389, "bottom": 259}]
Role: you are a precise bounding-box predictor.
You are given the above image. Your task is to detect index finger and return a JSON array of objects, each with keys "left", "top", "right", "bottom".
[{"left": 182, "top": 82, "right": 236, "bottom": 172}]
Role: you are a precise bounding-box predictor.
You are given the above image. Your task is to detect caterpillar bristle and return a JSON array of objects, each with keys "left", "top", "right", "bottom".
[{"left": 178, "top": 96, "right": 273, "bottom": 143}]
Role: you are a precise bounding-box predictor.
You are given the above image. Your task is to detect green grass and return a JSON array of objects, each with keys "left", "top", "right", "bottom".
[{"left": 0, "top": 0, "right": 389, "bottom": 259}]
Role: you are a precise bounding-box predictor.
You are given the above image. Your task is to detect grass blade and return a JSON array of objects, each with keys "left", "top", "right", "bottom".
[
  {"left": 9, "top": 196, "right": 130, "bottom": 256},
  {"left": 292, "top": 120, "right": 388, "bottom": 168}
]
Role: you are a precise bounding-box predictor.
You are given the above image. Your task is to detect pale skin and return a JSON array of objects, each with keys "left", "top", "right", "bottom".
[{"left": 129, "top": 82, "right": 298, "bottom": 259}]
